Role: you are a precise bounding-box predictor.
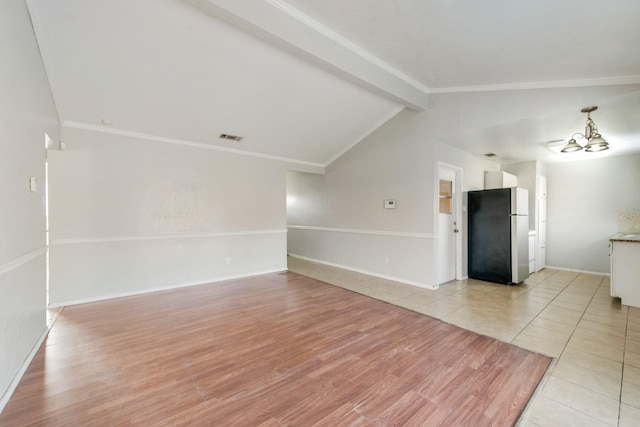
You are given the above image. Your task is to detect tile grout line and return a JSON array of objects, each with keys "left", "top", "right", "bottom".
[
  {"left": 505, "top": 273, "right": 626, "bottom": 427},
  {"left": 532, "top": 274, "right": 625, "bottom": 426},
  {"left": 550, "top": 274, "right": 604, "bottom": 360},
  {"left": 618, "top": 306, "right": 630, "bottom": 427},
  {"left": 509, "top": 269, "right": 575, "bottom": 345}
]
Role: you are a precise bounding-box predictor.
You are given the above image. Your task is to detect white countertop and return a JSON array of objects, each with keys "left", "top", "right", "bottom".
[{"left": 610, "top": 233, "right": 640, "bottom": 243}]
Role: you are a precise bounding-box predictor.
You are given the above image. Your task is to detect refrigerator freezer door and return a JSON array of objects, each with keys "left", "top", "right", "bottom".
[{"left": 511, "top": 187, "right": 529, "bottom": 215}]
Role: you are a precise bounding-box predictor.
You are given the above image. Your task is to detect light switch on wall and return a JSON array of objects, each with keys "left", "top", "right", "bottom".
[
  {"left": 29, "top": 176, "right": 37, "bottom": 192},
  {"left": 384, "top": 199, "right": 396, "bottom": 209}
]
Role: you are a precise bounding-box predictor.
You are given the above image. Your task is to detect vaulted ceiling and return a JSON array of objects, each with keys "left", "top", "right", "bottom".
[
  {"left": 27, "top": 0, "right": 640, "bottom": 166},
  {"left": 281, "top": 0, "right": 640, "bottom": 90}
]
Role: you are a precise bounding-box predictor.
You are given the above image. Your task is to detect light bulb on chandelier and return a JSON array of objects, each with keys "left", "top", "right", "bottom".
[{"left": 560, "top": 106, "right": 610, "bottom": 153}]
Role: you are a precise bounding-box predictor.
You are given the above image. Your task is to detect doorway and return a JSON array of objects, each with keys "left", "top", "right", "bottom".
[{"left": 436, "top": 163, "right": 462, "bottom": 285}]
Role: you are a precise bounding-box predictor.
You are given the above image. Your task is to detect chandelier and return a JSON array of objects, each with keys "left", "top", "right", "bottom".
[{"left": 561, "top": 106, "right": 610, "bottom": 153}]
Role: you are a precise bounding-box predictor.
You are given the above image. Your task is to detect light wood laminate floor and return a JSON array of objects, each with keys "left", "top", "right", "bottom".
[
  {"left": 288, "top": 256, "right": 640, "bottom": 426},
  {"left": 0, "top": 270, "right": 550, "bottom": 426}
]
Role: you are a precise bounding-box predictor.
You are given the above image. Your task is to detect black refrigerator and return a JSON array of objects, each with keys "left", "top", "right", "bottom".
[{"left": 468, "top": 187, "right": 529, "bottom": 285}]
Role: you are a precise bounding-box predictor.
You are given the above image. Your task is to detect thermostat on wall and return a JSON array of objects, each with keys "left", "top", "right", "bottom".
[{"left": 384, "top": 199, "right": 396, "bottom": 209}]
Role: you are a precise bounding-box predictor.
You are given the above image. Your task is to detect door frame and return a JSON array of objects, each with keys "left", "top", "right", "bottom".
[{"left": 435, "top": 162, "right": 463, "bottom": 285}]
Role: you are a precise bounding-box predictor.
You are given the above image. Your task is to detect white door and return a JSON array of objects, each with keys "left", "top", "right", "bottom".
[{"left": 436, "top": 165, "right": 461, "bottom": 285}]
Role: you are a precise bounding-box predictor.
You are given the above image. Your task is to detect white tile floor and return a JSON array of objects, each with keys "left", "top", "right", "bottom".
[{"left": 288, "top": 256, "right": 640, "bottom": 427}]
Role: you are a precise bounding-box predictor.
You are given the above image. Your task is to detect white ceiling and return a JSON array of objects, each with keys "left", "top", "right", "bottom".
[
  {"left": 28, "top": 0, "right": 403, "bottom": 167},
  {"left": 444, "top": 90, "right": 640, "bottom": 164},
  {"left": 283, "top": 0, "right": 640, "bottom": 90},
  {"left": 27, "top": 0, "right": 640, "bottom": 166}
]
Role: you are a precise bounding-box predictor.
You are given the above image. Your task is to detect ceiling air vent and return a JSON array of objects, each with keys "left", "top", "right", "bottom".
[
  {"left": 219, "top": 133, "right": 243, "bottom": 142},
  {"left": 484, "top": 153, "right": 498, "bottom": 158}
]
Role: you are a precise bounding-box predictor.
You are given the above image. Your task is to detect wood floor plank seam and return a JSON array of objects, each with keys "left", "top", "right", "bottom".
[{"left": 0, "top": 271, "right": 551, "bottom": 426}]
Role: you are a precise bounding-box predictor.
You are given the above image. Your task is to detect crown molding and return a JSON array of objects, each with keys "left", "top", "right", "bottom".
[
  {"left": 325, "top": 105, "right": 404, "bottom": 166},
  {"left": 428, "top": 76, "right": 640, "bottom": 94},
  {"left": 61, "top": 121, "right": 325, "bottom": 170}
]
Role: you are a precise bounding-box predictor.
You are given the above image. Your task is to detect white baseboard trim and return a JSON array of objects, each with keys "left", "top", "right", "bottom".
[
  {"left": 288, "top": 253, "right": 437, "bottom": 290},
  {"left": 0, "top": 326, "right": 49, "bottom": 414},
  {"left": 544, "top": 265, "right": 610, "bottom": 276},
  {"left": 48, "top": 269, "right": 287, "bottom": 308}
]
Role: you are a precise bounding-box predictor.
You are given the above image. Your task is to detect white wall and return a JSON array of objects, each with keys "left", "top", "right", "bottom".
[
  {"left": 437, "top": 142, "right": 500, "bottom": 278},
  {"left": 47, "top": 126, "right": 315, "bottom": 305},
  {"left": 287, "top": 171, "right": 326, "bottom": 227},
  {"left": 437, "top": 142, "right": 499, "bottom": 192},
  {"left": 287, "top": 85, "right": 639, "bottom": 287},
  {"left": 546, "top": 153, "right": 640, "bottom": 273},
  {"left": 0, "top": 0, "right": 59, "bottom": 410},
  {"left": 287, "top": 109, "right": 438, "bottom": 287},
  {"left": 502, "top": 161, "right": 538, "bottom": 229},
  {"left": 287, "top": 104, "right": 499, "bottom": 288}
]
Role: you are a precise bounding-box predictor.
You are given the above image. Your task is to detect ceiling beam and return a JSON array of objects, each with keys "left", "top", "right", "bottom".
[{"left": 184, "top": 0, "right": 429, "bottom": 111}]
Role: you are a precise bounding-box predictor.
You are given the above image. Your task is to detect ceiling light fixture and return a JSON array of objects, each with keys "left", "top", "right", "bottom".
[{"left": 561, "top": 106, "right": 609, "bottom": 153}]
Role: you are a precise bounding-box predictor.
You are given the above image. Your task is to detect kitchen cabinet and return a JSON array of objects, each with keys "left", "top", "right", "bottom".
[
  {"left": 484, "top": 171, "right": 517, "bottom": 189},
  {"left": 528, "top": 231, "right": 536, "bottom": 274},
  {"left": 610, "top": 234, "right": 640, "bottom": 308},
  {"left": 538, "top": 175, "right": 547, "bottom": 198},
  {"left": 536, "top": 179, "right": 547, "bottom": 271}
]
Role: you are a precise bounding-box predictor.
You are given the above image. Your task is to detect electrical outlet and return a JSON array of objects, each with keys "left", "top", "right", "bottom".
[
  {"left": 384, "top": 256, "right": 390, "bottom": 264},
  {"left": 225, "top": 257, "right": 231, "bottom": 265}
]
